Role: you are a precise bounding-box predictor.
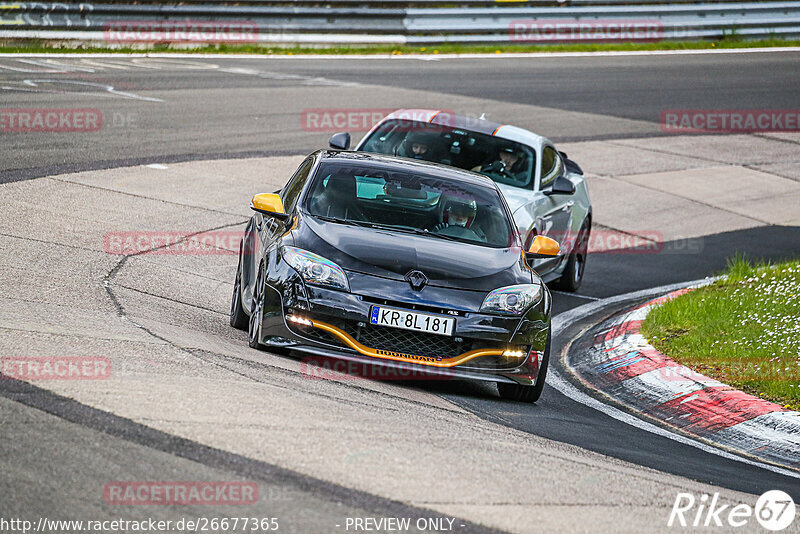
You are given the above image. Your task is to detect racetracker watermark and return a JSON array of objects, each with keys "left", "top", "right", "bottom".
[
  {"left": 1, "top": 357, "right": 111, "bottom": 380},
  {"left": 104, "top": 482, "right": 259, "bottom": 505},
  {"left": 0, "top": 108, "right": 102, "bottom": 133},
  {"left": 539, "top": 229, "right": 703, "bottom": 255},
  {"left": 300, "top": 108, "right": 458, "bottom": 133},
  {"left": 661, "top": 109, "right": 800, "bottom": 133},
  {"left": 1, "top": 517, "right": 278, "bottom": 533},
  {"left": 668, "top": 490, "right": 796, "bottom": 530},
  {"left": 104, "top": 21, "right": 258, "bottom": 44},
  {"left": 300, "top": 356, "right": 455, "bottom": 381},
  {"left": 104, "top": 231, "right": 251, "bottom": 256},
  {"left": 510, "top": 19, "right": 663, "bottom": 42}
]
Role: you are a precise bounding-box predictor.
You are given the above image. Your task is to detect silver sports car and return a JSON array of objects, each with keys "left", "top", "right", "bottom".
[{"left": 329, "top": 109, "right": 592, "bottom": 291}]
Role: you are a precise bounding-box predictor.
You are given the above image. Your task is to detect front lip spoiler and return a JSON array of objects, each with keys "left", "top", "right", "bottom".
[
  {"left": 288, "top": 344, "right": 520, "bottom": 384},
  {"left": 306, "top": 317, "right": 508, "bottom": 368}
]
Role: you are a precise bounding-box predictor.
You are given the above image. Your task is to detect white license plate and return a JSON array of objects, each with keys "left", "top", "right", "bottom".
[{"left": 369, "top": 305, "right": 455, "bottom": 336}]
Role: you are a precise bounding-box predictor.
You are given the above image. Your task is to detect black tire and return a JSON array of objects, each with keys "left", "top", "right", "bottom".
[
  {"left": 497, "top": 328, "right": 551, "bottom": 403},
  {"left": 247, "top": 263, "right": 265, "bottom": 350},
  {"left": 554, "top": 221, "right": 590, "bottom": 292},
  {"left": 230, "top": 257, "right": 248, "bottom": 330}
]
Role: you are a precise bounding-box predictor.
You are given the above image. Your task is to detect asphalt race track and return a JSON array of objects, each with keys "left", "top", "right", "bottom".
[
  {"left": 1, "top": 51, "right": 799, "bottom": 533},
  {"left": 4, "top": 51, "right": 800, "bottom": 180}
]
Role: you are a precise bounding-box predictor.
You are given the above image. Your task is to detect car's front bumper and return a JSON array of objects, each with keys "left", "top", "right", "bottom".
[{"left": 257, "top": 270, "right": 550, "bottom": 385}]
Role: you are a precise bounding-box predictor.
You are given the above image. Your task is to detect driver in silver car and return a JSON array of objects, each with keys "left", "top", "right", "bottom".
[
  {"left": 474, "top": 145, "right": 528, "bottom": 183},
  {"left": 398, "top": 131, "right": 439, "bottom": 162}
]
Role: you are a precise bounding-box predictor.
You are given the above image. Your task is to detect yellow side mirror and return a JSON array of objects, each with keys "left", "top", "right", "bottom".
[
  {"left": 527, "top": 235, "right": 561, "bottom": 258},
  {"left": 251, "top": 193, "right": 289, "bottom": 220}
]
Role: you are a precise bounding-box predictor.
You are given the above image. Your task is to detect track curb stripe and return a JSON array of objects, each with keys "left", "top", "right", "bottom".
[{"left": 570, "top": 288, "right": 800, "bottom": 472}]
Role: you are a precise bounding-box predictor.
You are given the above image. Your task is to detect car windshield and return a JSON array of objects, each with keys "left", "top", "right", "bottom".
[
  {"left": 304, "top": 161, "right": 516, "bottom": 248},
  {"left": 360, "top": 119, "right": 535, "bottom": 188}
]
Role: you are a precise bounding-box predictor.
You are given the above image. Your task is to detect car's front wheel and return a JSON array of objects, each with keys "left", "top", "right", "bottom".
[
  {"left": 247, "top": 263, "right": 265, "bottom": 350},
  {"left": 230, "top": 256, "right": 248, "bottom": 330},
  {"left": 497, "top": 328, "right": 551, "bottom": 403}
]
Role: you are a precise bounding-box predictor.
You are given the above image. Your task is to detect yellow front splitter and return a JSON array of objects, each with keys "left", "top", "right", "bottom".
[{"left": 309, "top": 318, "right": 506, "bottom": 368}]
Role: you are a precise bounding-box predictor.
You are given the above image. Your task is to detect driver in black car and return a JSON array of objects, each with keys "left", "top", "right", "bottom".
[
  {"left": 473, "top": 145, "right": 527, "bottom": 183},
  {"left": 432, "top": 197, "right": 486, "bottom": 242}
]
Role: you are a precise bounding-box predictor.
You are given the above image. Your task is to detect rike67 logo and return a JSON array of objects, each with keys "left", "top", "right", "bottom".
[{"left": 669, "top": 490, "right": 796, "bottom": 531}]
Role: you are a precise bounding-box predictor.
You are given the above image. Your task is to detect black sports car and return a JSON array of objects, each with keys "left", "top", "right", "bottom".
[{"left": 230, "top": 151, "right": 561, "bottom": 401}]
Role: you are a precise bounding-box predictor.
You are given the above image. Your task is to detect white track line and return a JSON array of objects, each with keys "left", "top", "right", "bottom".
[
  {"left": 550, "top": 279, "right": 800, "bottom": 480},
  {"left": 0, "top": 47, "right": 799, "bottom": 60},
  {"left": 550, "top": 289, "right": 601, "bottom": 301}
]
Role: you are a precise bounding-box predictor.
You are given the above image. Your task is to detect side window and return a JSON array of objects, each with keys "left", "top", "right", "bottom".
[
  {"left": 539, "top": 146, "right": 562, "bottom": 190},
  {"left": 281, "top": 157, "right": 315, "bottom": 214}
]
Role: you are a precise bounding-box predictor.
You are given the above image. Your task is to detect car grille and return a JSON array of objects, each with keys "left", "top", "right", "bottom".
[{"left": 343, "top": 321, "right": 468, "bottom": 360}]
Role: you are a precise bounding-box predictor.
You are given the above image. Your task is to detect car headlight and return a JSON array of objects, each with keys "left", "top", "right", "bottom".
[
  {"left": 480, "top": 283, "right": 543, "bottom": 315},
  {"left": 281, "top": 246, "right": 350, "bottom": 291}
]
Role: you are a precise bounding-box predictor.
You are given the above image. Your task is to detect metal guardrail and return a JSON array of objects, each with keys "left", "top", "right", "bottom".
[
  {"left": 1, "top": 1, "right": 799, "bottom": 44},
  {"left": 0, "top": 0, "right": 793, "bottom": 4}
]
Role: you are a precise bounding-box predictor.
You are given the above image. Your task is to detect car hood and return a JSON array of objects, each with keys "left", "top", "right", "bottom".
[
  {"left": 496, "top": 183, "right": 530, "bottom": 214},
  {"left": 295, "top": 216, "right": 531, "bottom": 292}
]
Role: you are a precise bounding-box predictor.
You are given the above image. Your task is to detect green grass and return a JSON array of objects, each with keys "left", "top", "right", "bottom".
[
  {"left": 2, "top": 37, "right": 800, "bottom": 55},
  {"left": 642, "top": 256, "right": 800, "bottom": 410}
]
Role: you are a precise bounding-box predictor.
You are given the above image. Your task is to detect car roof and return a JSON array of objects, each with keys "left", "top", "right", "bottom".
[
  {"left": 318, "top": 149, "right": 502, "bottom": 190},
  {"left": 380, "top": 109, "right": 550, "bottom": 150}
]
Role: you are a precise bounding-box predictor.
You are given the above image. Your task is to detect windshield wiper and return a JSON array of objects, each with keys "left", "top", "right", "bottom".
[
  {"left": 366, "top": 223, "right": 462, "bottom": 242},
  {"left": 314, "top": 215, "right": 463, "bottom": 243},
  {"left": 313, "top": 215, "right": 368, "bottom": 227}
]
